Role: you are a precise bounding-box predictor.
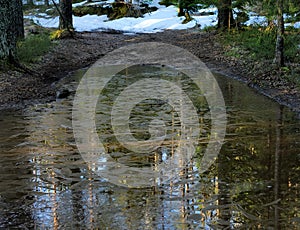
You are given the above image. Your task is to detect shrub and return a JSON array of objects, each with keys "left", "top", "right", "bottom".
[{"left": 17, "top": 33, "right": 52, "bottom": 63}]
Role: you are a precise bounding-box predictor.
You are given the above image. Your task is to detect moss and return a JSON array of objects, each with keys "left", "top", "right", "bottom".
[
  {"left": 109, "top": 2, "right": 142, "bottom": 20},
  {"left": 73, "top": 5, "right": 112, "bottom": 17},
  {"left": 182, "top": 12, "right": 193, "bottom": 24},
  {"left": 73, "top": 2, "right": 157, "bottom": 20},
  {"left": 159, "top": 0, "right": 177, "bottom": 7}
]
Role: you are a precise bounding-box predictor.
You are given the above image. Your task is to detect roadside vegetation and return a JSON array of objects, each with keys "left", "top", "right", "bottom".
[
  {"left": 221, "top": 27, "right": 299, "bottom": 62},
  {"left": 17, "top": 32, "right": 53, "bottom": 63},
  {"left": 19, "top": 0, "right": 300, "bottom": 85},
  {"left": 219, "top": 26, "right": 300, "bottom": 87}
]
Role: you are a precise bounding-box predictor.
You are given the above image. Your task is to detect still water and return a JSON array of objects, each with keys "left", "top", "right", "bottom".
[{"left": 0, "top": 66, "right": 299, "bottom": 229}]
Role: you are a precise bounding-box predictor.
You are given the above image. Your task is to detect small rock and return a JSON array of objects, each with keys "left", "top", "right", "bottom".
[{"left": 56, "top": 89, "right": 71, "bottom": 99}]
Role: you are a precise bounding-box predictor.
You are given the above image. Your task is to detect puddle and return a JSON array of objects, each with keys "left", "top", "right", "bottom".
[{"left": 0, "top": 66, "right": 299, "bottom": 229}]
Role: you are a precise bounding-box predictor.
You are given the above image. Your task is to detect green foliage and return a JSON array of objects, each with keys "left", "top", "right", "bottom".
[
  {"left": 202, "top": 25, "right": 217, "bottom": 31},
  {"left": 251, "top": 0, "right": 300, "bottom": 20},
  {"left": 73, "top": 5, "right": 111, "bottom": 17},
  {"left": 23, "top": 4, "right": 53, "bottom": 13},
  {"left": 284, "top": 30, "right": 300, "bottom": 63},
  {"left": 109, "top": 2, "right": 156, "bottom": 20},
  {"left": 17, "top": 33, "right": 52, "bottom": 63},
  {"left": 179, "top": 0, "right": 201, "bottom": 12},
  {"left": 160, "top": 0, "right": 201, "bottom": 12},
  {"left": 110, "top": 2, "right": 130, "bottom": 19},
  {"left": 221, "top": 27, "right": 300, "bottom": 62},
  {"left": 23, "top": 4, "right": 58, "bottom": 17},
  {"left": 222, "top": 28, "right": 276, "bottom": 60},
  {"left": 196, "top": 0, "right": 218, "bottom": 8},
  {"left": 72, "top": 0, "right": 84, "bottom": 3},
  {"left": 159, "top": 0, "right": 177, "bottom": 7},
  {"left": 235, "top": 11, "right": 249, "bottom": 25},
  {"left": 159, "top": 0, "right": 178, "bottom": 7},
  {"left": 73, "top": 2, "right": 157, "bottom": 19}
]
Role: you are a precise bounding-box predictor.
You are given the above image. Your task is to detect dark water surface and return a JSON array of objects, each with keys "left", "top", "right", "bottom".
[{"left": 0, "top": 66, "right": 299, "bottom": 229}]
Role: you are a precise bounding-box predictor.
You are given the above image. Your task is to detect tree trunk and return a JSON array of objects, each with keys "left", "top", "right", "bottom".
[
  {"left": 274, "top": 107, "right": 282, "bottom": 230},
  {"left": 177, "top": 0, "right": 185, "bottom": 17},
  {"left": 0, "top": 0, "right": 22, "bottom": 61},
  {"left": 274, "top": 0, "right": 284, "bottom": 67},
  {"left": 14, "top": 0, "right": 25, "bottom": 40},
  {"left": 59, "top": 0, "right": 73, "bottom": 30},
  {"left": 45, "top": 0, "right": 49, "bottom": 6},
  {"left": 217, "top": 0, "right": 234, "bottom": 30}
]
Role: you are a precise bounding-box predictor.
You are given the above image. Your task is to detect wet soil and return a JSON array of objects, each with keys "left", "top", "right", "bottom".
[{"left": 0, "top": 29, "right": 299, "bottom": 116}]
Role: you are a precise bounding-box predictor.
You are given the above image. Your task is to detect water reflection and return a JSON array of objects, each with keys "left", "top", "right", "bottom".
[{"left": 0, "top": 68, "right": 299, "bottom": 229}]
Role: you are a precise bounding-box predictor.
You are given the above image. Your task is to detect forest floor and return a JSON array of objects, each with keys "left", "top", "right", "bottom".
[{"left": 0, "top": 29, "right": 299, "bottom": 116}]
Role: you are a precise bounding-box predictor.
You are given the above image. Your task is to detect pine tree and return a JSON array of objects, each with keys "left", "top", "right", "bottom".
[
  {"left": 274, "top": 0, "right": 284, "bottom": 67},
  {"left": 59, "top": 0, "right": 73, "bottom": 30},
  {"left": 0, "top": 0, "right": 24, "bottom": 61},
  {"left": 217, "top": 0, "right": 234, "bottom": 30}
]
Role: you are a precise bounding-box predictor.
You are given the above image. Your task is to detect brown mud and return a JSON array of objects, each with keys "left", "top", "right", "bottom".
[{"left": 0, "top": 29, "right": 299, "bottom": 117}]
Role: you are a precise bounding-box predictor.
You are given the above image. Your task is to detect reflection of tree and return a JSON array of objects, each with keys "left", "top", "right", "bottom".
[
  {"left": 218, "top": 155, "right": 232, "bottom": 228},
  {"left": 204, "top": 104, "right": 300, "bottom": 228},
  {"left": 274, "top": 106, "right": 282, "bottom": 229},
  {"left": 2, "top": 68, "right": 300, "bottom": 228},
  {"left": 193, "top": 75, "right": 300, "bottom": 228}
]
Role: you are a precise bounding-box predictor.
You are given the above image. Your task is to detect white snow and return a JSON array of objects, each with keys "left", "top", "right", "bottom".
[
  {"left": 22, "top": 0, "right": 59, "bottom": 5},
  {"left": 74, "top": 14, "right": 109, "bottom": 31},
  {"left": 72, "top": 0, "right": 88, "bottom": 7},
  {"left": 294, "top": 22, "right": 300, "bottom": 29},
  {"left": 285, "top": 21, "right": 300, "bottom": 29},
  {"left": 24, "top": 2, "right": 300, "bottom": 34},
  {"left": 25, "top": 14, "right": 59, "bottom": 28},
  {"left": 245, "top": 15, "right": 268, "bottom": 27},
  {"left": 25, "top": 5, "right": 217, "bottom": 33},
  {"left": 245, "top": 13, "right": 300, "bottom": 29}
]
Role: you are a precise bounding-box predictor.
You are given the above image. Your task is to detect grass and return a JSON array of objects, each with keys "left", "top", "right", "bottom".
[
  {"left": 17, "top": 33, "right": 53, "bottom": 63},
  {"left": 220, "top": 26, "right": 300, "bottom": 87},
  {"left": 220, "top": 27, "right": 300, "bottom": 63},
  {"left": 284, "top": 28, "right": 300, "bottom": 63}
]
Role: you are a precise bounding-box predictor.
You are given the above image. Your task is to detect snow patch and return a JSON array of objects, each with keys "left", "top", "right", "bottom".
[
  {"left": 24, "top": 3, "right": 300, "bottom": 34},
  {"left": 26, "top": 5, "right": 217, "bottom": 33}
]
